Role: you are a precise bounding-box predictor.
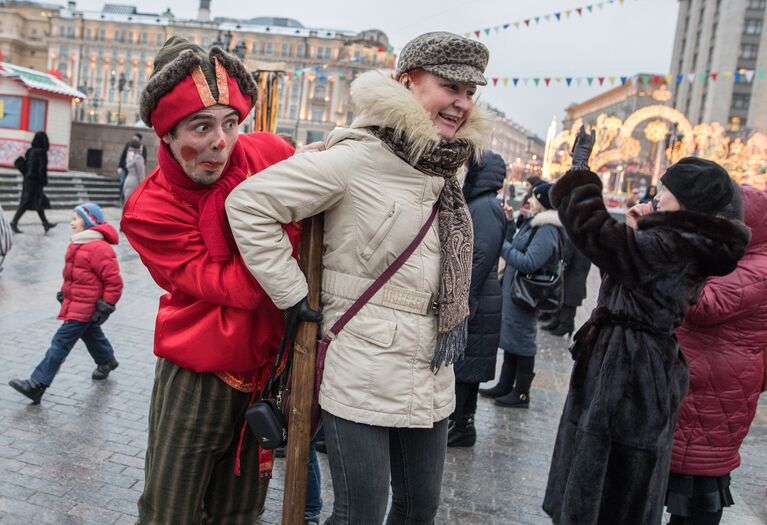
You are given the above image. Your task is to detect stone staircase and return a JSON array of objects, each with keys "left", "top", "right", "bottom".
[{"left": 0, "top": 168, "right": 121, "bottom": 210}]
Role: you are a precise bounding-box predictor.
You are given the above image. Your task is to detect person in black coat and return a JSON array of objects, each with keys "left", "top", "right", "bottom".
[
  {"left": 449, "top": 151, "right": 506, "bottom": 447},
  {"left": 542, "top": 129, "right": 751, "bottom": 525},
  {"left": 542, "top": 236, "right": 591, "bottom": 336},
  {"left": 10, "top": 131, "right": 55, "bottom": 233},
  {"left": 479, "top": 182, "right": 563, "bottom": 408}
]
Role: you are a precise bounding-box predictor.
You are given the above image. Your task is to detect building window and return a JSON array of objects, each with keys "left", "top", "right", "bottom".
[
  {"left": 744, "top": 18, "right": 763, "bottom": 34},
  {"left": 314, "top": 85, "right": 326, "bottom": 99},
  {"left": 156, "top": 33, "right": 164, "bottom": 46},
  {"left": 98, "top": 28, "right": 105, "bottom": 41},
  {"left": 306, "top": 130, "right": 325, "bottom": 143},
  {"left": 748, "top": 0, "right": 766, "bottom": 8},
  {"left": 741, "top": 43, "right": 759, "bottom": 59},
  {"left": 0, "top": 95, "right": 22, "bottom": 129},
  {"left": 311, "top": 108, "right": 324, "bottom": 121},
  {"left": 281, "top": 43, "right": 290, "bottom": 57},
  {"left": 732, "top": 93, "right": 751, "bottom": 109},
  {"left": 29, "top": 99, "right": 47, "bottom": 132},
  {"left": 291, "top": 83, "right": 300, "bottom": 97},
  {"left": 289, "top": 104, "right": 297, "bottom": 119},
  {"left": 296, "top": 44, "right": 305, "bottom": 57},
  {"left": 127, "top": 31, "right": 134, "bottom": 43},
  {"left": 265, "top": 42, "right": 273, "bottom": 55},
  {"left": 67, "top": 26, "right": 74, "bottom": 38},
  {"left": 141, "top": 32, "right": 148, "bottom": 44},
  {"left": 85, "top": 27, "right": 92, "bottom": 39}
]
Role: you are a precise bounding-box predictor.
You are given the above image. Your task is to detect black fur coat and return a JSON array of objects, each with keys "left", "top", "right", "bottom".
[{"left": 542, "top": 169, "right": 750, "bottom": 525}]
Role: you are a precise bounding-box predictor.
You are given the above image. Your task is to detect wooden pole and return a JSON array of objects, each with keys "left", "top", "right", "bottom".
[{"left": 282, "top": 213, "right": 324, "bottom": 525}]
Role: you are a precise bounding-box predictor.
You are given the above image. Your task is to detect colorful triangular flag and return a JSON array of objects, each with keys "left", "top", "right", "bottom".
[
  {"left": 533, "top": 78, "right": 540, "bottom": 85},
  {"left": 565, "top": 77, "right": 573, "bottom": 86},
  {"left": 513, "top": 78, "right": 520, "bottom": 86}
]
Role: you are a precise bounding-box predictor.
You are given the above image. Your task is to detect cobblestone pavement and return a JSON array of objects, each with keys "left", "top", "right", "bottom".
[{"left": 1, "top": 209, "right": 765, "bottom": 525}]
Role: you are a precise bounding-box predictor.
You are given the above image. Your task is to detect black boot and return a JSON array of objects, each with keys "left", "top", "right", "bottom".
[
  {"left": 447, "top": 415, "right": 476, "bottom": 447},
  {"left": 10, "top": 222, "right": 22, "bottom": 234},
  {"left": 549, "top": 324, "right": 574, "bottom": 337},
  {"left": 549, "top": 305, "right": 576, "bottom": 337},
  {"left": 9, "top": 378, "right": 47, "bottom": 404},
  {"left": 43, "top": 222, "right": 57, "bottom": 233},
  {"left": 496, "top": 356, "right": 535, "bottom": 408},
  {"left": 479, "top": 353, "right": 516, "bottom": 398},
  {"left": 92, "top": 358, "right": 119, "bottom": 380}
]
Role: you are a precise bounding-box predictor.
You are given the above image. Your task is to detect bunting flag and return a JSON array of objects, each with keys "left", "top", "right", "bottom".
[
  {"left": 467, "top": 0, "right": 637, "bottom": 40},
  {"left": 482, "top": 69, "right": 766, "bottom": 87}
]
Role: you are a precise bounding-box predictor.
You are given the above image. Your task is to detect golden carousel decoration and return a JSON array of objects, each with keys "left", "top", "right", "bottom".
[{"left": 544, "top": 105, "right": 767, "bottom": 191}]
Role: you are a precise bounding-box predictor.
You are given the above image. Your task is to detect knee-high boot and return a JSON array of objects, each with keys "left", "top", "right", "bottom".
[{"left": 479, "top": 352, "right": 516, "bottom": 398}]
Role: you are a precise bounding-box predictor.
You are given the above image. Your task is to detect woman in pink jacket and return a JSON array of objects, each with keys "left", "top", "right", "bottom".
[{"left": 666, "top": 185, "right": 767, "bottom": 525}]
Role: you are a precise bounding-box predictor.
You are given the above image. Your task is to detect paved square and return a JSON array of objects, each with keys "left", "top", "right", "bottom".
[{"left": 1, "top": 209, "right": 764, "bottom": 524}]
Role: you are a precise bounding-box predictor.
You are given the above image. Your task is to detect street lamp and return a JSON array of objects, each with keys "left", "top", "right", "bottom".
[{"left": 110, "top": 72, "right": 133, "bottom": 125}]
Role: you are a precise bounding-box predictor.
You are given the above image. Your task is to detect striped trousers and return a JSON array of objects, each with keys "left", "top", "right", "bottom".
[{"left": 138, "top": 358, "right": 269, "bottom": 524}]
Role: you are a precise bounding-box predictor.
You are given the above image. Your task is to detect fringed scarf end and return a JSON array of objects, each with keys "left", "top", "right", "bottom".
[{"left": 430, "top": 317, "right": 468, "bottom": 373}]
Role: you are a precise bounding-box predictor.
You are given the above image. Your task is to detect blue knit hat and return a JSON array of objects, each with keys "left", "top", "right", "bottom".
[{"left": 74, "top": 202, "right": 105, "bottom": 229}]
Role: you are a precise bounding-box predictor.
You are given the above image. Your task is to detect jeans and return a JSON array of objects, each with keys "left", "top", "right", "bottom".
[
  {"left": 306, "top": 444, "right": 323, "bottom": 522},
  {"left": 322, "top": 410, "right": 448, "bottom": 525},
  {"left": 31, "top": 320, "right": 115, "bottom": 386}
]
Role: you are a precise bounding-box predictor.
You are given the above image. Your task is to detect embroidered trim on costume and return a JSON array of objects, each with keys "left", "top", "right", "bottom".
[
  {"left": 214, "top": 58, "right": 230, "bottom": 105},
  {"left": 214, "top": 372, "right": 253, "bottom": 393},
  {"left": 191, "top": 65, "right": 216, "bottom": 107}
]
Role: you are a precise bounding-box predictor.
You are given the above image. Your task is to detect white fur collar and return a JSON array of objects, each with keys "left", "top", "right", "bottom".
[
  {"left": 349, "top": 70, "right": 491, "bottom": 162},
  {"left": 71, "top": 229, "right": 103, "bottom": 244},
  {"left": 530, "top": 209, "right": 562, "bottom": 228}
]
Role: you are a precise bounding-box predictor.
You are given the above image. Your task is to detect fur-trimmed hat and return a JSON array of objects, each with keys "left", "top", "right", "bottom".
[{"left": 140, "top": 35, "right": 257, "bottom": 137}]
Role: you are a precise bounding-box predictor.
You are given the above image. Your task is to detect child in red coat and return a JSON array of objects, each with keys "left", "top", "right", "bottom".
[{"left": 9, "top": 202, "right": 123, "bottom": 404}]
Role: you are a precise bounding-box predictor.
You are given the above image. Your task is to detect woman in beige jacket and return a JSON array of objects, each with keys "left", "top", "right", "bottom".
[{"left": 227, "top": 32, "right": 489, "bottom": 524}]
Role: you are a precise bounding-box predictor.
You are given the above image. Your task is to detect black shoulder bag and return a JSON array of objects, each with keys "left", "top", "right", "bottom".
[{"left": 509, "top": 226, "right": 565, "bottom": 313}]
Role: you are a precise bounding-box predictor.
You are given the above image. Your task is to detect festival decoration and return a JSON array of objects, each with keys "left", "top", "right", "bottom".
[
  {"left": 465, "top": 0, "right": 632, "bottom": 40},
  {"left": 484, "top": 70, "right": 766, "bottom": 88},
  {"left": 544, "top": 106, "right": 766, "bottom": 190}
]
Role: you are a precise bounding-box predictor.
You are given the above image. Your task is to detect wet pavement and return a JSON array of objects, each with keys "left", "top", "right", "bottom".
[{"left": 1, "top": 208, "right": 765, "bottom": 524}]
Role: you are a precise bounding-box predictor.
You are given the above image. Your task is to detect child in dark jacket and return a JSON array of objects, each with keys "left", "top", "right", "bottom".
[{"left": 9, "top": 202, "right": 123, "bottom": 404}]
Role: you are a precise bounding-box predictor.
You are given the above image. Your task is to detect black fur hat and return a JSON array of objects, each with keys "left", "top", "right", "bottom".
[{"left": 660, "top": 157, "right": 733, "bottom": 215}]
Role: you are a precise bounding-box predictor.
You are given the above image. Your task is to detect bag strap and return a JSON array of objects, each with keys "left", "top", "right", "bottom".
[
  {"left": 324, "top": 202, "right": 439, "bottom": 341},
  {"left": 263, "top": 202, "right": 439, "bottom": 398}
]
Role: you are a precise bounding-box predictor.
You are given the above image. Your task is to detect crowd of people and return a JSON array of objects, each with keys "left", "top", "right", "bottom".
[{"left": 2, "top": 29, "right": 766, "bottom": 525}]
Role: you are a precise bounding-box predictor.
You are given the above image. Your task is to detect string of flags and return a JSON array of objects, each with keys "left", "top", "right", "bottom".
[
  {"left": 485, "top": 70, "right": 767, "bottom": 87},
  {"left": 465, "top": 0, "right": 633, "bottom": 40}
]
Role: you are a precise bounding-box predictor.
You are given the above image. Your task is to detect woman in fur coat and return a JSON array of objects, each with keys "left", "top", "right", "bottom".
[
  {"left": 227, "top": 32, "right": 490, "bottom": 524},
  {"left": 482, "top": 182, "right": 563, "bottom": 408},
  {"left": 542, "top": 128, "right": 751, "bottom": 525}
]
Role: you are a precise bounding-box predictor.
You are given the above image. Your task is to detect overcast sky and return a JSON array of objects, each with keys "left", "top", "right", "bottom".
[{"left": 73, "top": 0, "right": 679, "bottom": 137}]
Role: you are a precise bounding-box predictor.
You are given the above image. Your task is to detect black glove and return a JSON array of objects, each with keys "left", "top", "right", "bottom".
[
  {"left": 284, "top": 297, "right": 322, "bottom": 335},
  {"left": 570, "top": 125, "right": 596, "bottom": 171},
  {"left": 91, "top": 299, "right": 116, "bottom": 326},
  {"left": 56, "top": 291, "right": 64, "bottom": 303}
]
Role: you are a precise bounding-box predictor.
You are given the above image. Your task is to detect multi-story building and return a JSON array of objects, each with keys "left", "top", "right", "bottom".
[
  {"left": 486, "top": 104, "right": 544, "bottom": 181},
  {"left": 669, "top": 0, "right": 767, "bottom": 135},
  {"left": 563, "top": 74, "right": 670, "bottom": 130},
  {"left": 0, "top": 0, "right": 58, "bottom": 71},
  {"left": 41, "top": 0, "right": 394, "bottom": 144}
]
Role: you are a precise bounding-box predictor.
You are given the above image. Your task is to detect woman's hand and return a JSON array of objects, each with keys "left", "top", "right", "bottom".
[
  {"left": 571, "top": 125, "right": 596, "bottom": 171},
  {"left": 295, "top": 141, "right": 326, "bottom": 155},
  {"left": 625, "top": 202, "right": 654, "bottom": 230}
]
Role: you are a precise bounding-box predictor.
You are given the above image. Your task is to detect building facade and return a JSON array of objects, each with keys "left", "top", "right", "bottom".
[
  {"left": 0, "top": 0, "right": 58, "bottom": 71},
  {"left": 669, "top": 0, "right": 767, "bottom": 135},
  {"left": 486, "top": 105, "right": 544, "bottom": 182},
  {"left": 37, "top": 1, "right": 395, "bottom": 144}
]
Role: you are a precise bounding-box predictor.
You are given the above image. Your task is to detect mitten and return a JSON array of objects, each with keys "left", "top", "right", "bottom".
[{"left": 91, "top": 299, "right": 116, "bottom": 326}]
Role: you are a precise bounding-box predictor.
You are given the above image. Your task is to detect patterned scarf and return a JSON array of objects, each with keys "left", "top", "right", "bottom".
[{"left": 368, "top": 126, "right": 474, "bottom": 372}]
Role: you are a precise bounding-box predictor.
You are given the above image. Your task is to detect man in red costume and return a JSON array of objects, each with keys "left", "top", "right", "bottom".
[{"left": 121, "top": 36, "right": 300, "bottom": 523}]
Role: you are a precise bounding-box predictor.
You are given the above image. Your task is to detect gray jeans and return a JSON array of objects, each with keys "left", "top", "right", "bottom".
[{"left": 322, "top": 410, "right": 448, "bottom": 525}]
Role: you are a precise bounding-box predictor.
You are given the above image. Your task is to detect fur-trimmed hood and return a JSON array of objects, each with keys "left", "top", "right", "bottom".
[
  {"left": 530, "top": 209, "right": 562, "bottom": 228},
  {"left": 349, "top": 70, "right": 491, "bottom": 163},
  {"left": 637, "top": 210, "right": 750, "bottom": 277}
]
